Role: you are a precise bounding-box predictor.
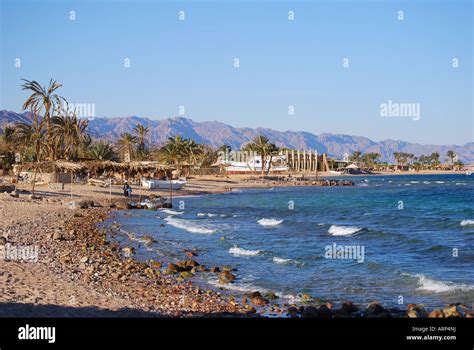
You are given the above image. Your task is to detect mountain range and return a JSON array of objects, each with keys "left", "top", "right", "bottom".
[{"left": 1, "top": 110, "right": 473, "bottom": 163}]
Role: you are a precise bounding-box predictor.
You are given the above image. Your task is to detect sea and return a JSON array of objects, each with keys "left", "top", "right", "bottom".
[{"left": 107, "top": 174, "right": 474, "bottom": 308}]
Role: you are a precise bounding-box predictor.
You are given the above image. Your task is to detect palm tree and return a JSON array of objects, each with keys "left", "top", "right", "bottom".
[
  {"left": 21, "top": 79, "right": 65, "bottom": 158},
  {"left": 393, "top": 152, "right": 411, "bottom": 168},
  {"left": 133, "top": 123, "right": 150, "bottom": 152},
  {"left": 13, "top": 119, "right": 47, "bottom": 195},
  {"left": 361, "top": 152, "right": 380, "bottom": 168},
  {"left": 88, "top": 140, "right": 118, "bottom": 161},
  {"left": 446, "top": 150, "right": 456, "bottom": 168},
  {"left": 118, "top": 132, "right": 138, "bottom": 162},
  {"left": 158, "top": 135, "right": 186, "bottom": 165},
  {"left": 349, "top": 151, "right": 362, "bottom": 163},
  {"left": 430, "top": 152, "right": 440, "bottom": 168},
  {"left": 50, "top": 111, "right": 89, "bottom": 160},
  {"left": 198, "top": 145, "right": 219, "bottom": 167},
  {"left": 0, "top": 127, "right": 16, "bottom": 170},
  {"left": 183, "top": 138, "right": 203, "bottom": 165},
  {"left": 243, "top": 135, "right": 279, "bottom": 175}
]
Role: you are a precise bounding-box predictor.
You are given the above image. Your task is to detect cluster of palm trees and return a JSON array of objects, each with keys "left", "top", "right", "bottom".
[
  {"left": 346, "top": 150, "right": 464, "bottom": 171},
  {"left": 393, "top": 151, "right": 463, "bottom": 170},
  {"left": 0, "top": 79, "right": 225, "bottom": 172},
  {"left": 348, "top": 151, "right": 381, "bottom": 169},
  {"left": 0, "top": 79, "right": 92, "bottom": 165}
]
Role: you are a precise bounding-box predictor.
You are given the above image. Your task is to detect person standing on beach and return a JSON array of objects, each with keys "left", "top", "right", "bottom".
[{"left": 123, "top": 181, "right": 130, "bottom": 197}]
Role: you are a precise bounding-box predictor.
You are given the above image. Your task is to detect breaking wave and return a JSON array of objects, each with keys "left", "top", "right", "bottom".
[
  {"left": 164, "top": 217, "right": 216, "bottom": 234},
  {"left": 460, "top": 220, "right": 474, "bottom": 226},
  {"left": 229, "top": 246, "right": 261, "bottom": 256},
  {"left": 159, "top": 209, "right": 184, "bottom": 215},
  {"left": 328, "top": 225, "right": 363, "bottom": 236},
  {"left": 258, "top": 218, "right": 283, "bottom": 226},
  {"left": 412, "top": 274, "right": 474, "bottom": 293}
]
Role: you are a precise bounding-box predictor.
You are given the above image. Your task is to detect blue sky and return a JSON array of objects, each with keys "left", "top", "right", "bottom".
[{"left": 0, "top": 0, "right": 472, "bottom": 145}]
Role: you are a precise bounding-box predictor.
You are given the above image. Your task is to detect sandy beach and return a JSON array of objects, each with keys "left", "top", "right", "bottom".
[
  {"left": 0, "top": 180, "right": 250, "bottom": 317},
  {"left": 1, "top": 173, "right": 473, "bottom": 318}
]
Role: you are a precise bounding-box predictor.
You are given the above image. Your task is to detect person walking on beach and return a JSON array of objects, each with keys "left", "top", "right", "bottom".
[{"left": 123, "top": 181, "right": 131, "bottom": 198}]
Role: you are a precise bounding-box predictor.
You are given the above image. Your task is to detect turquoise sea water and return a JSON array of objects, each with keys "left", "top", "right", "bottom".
[{"left": 109, "top": 174, "right": 474, "bottom": 307}]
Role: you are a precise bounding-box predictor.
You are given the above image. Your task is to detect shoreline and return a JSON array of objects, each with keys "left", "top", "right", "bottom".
[{"left": 1, "top": 173, "right": 473, "bottom": 318}]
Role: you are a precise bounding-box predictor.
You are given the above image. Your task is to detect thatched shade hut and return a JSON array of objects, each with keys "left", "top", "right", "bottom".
[
  {"left": 82, "top": 161, "right": 174, "bottom": 181},
  {"left": 15, "top": 160, "right": 86, "bottom": 174}
]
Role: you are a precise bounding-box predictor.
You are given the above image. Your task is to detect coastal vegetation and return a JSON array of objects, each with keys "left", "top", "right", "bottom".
[{"left": 0, "top": 79, "right": 467, "bottom": 175}]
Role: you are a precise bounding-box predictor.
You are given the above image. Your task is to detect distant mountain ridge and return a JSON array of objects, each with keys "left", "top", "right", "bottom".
[{"left": 1, "top": 110, "right": 473, "bottom": 163}]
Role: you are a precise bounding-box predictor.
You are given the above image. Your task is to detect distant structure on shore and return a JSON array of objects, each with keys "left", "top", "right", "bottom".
[{"left": 219, "top": 150, "right": 330, "bottom": 174}]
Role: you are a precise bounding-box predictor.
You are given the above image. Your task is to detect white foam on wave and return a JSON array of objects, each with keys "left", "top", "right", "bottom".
[
  {"left": 435, "top": 181, "right": 445, "bottom": 184},
  {"left": 257, "top": 218, "right": 283, "bottom": 226},
  {"left": 208, "top": 279, "right": 270, "bottom": 294},
  {"left": 228, "top": 246, "right": 261, "bottom": 256},
  {"left": 328, "top": 225, "right": 362, "bottom": 236},
  {"left": 460, "top": 219, "right": 474, "bottom": 226},
  {"left": 159, "top": 209, "right": 184, "bottom": 215},
  {"left": 413, "top": 274, "right": 474, "bottom": 293},
  {"left": 272, "top": 257, "right": 292, "bottom": 264},
  {"left": 197, "top": 212, "right": 218, "bottom": 217},
  {"left": 455, "top": 183, "right": 466, "bottom": 186},
  {"left": 164, "top": 216, "right": 216, "bottom": 234}
]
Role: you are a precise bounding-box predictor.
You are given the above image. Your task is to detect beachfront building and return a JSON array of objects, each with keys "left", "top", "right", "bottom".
[
  {"left": 220, "top": 149, "right": 330, "bottom": 174},
  {"left": 221, "top": 154, "right": 288, "bottom": 174}
]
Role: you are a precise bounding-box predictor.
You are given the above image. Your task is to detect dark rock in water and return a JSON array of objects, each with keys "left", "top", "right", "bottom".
[
  {"left": 287, "top": 306, "right": 299, "bottom": 318},
  {"left": 184, "top": 260, "right": 199, "bottom": 268},
  {"left": 162, "top": 203, "right": 172, "bottom": 208},
  {"left": 185, "top": 250, "right": 197, "bottom": 257},
  {"left": 167, "top": 263, "right": 179, "bottom": 274},
  {"left": 142, "top": 235, "right": 156, "bottom": 245},
  {"left": 333, "top": 309, "right": 351, "bottom": 318},
  {"left": 244, "top": 291, "right": 261, "bottom": 299},
  {"left": 218, "top": 271, "right": 236, "bottom": 284},
  {"left": 150, "top": 260, "right": 162, "bottom": 269},
  {"left": 175, "top": 260, "right": 199, "bottom": 271},
  {"left": 179, "top": 271, "right": 194, "bottom": 279},
  {"left": 209, "top": 266, "right": 220, "bottom": 273},
  {"left": 302, "top": 306, "right": 319, "bottom": 318},
  {"left": 246, "top": 306, "right": 257, "bottom": 314},
  {"left": 341, "top": 301, "right": 359, "bottom": 314},
  {"left": 265, "top": 292, "right": 278, "bottom": 300},
  {"left": 318, "top": 304, "right": 332, "bottom": 318},
  {"left": 197, "top": 265, "right": 207, "bottom": 272},
  {"left": 407, "top": 304, "right": 427, "bottom": 318},
  {"left": 428, "top": 308, "right": 444, "bottom": 318},
  {"left": 365, "top": 301, "right": 386, "bottom": 316},
  {"left": 250, "top": 295, "right": 268, "bottom": 307},
  {"left": 442, "top": 305, "right": 462, "bottom": 318}
]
